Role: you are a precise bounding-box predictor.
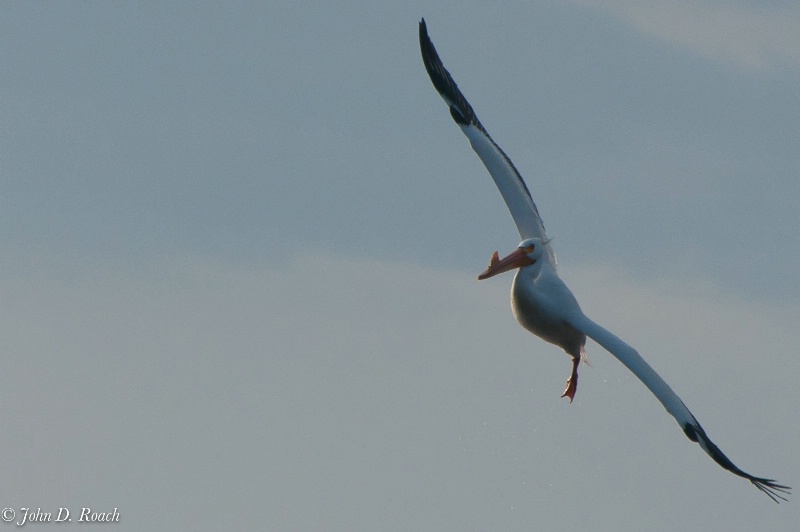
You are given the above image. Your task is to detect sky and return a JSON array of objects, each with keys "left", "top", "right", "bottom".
[{"left": 1, "top": 1, "right": 798, "bottom": 530}]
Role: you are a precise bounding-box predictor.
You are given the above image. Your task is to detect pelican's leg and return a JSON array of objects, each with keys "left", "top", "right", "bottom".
[{"left": 561, "top": 356, "right": 580, "bottom": 403}]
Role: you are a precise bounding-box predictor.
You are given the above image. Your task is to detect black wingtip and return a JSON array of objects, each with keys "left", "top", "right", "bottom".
[
  {"left": 684, "top": 422, "right": 790, "bottom": 503},
  {"left": 417, "top": 18, "right": 477, "bottom": 127},
  {"left": 750, "top": 477, "right": 791, "bottom": 504}
]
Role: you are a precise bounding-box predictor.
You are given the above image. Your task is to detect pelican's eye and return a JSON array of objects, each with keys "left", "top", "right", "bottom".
[{"left": 524, "top": 244, "right": 535, "bottom": 254}]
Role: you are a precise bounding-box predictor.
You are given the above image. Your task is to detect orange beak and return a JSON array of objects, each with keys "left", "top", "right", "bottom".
[{"left": 477, "top": 248, "right": 535, "bottom": 280}]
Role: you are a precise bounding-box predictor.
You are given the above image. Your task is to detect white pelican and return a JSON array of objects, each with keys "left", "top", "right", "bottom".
[{"left": 419, "top": 18, "right": 789, "bottom": 502}]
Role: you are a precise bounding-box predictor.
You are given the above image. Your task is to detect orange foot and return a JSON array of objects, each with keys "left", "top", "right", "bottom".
[
  {"left": 560, "top": 357, "right": 580, "bottom": 403},
  {"left": 561, "top": 377, "right": 577, "bottom": 403}
]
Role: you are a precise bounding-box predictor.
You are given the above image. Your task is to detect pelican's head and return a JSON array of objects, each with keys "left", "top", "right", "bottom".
[{"left": 477, "top": 238, "right": 544, "bottom": 280}]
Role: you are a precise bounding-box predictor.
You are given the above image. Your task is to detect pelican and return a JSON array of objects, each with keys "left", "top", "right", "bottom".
[{"left": 419, "top": 18, "right": 789, "bottom": 502}]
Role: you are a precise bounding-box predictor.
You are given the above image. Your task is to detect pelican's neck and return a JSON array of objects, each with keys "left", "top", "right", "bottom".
[{"left": 513, "top": 259, "right": 548, "bottom": 284}]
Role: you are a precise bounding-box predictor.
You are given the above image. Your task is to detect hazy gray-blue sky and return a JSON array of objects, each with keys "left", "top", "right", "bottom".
[{"left": 2, "top": 1, "right": 798, "bottom": 530}]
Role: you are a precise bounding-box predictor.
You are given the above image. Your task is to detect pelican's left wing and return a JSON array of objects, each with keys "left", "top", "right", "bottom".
[
  {"left": 566, "top": 311, "right": 790, "bottom": 503},
  {"left": 419, "top": 19, "right": 555, "bottom": 266}
]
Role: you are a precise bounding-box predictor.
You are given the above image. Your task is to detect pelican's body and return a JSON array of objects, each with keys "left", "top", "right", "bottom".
[
  {"left": 512, "top": 261, "right": 585, "bottom": 356},
  {"left": 419, "top": 18, "right": 789, "bottom": 502}
]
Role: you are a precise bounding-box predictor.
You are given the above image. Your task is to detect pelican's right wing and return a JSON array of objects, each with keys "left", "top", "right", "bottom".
[
  {"left": 567, "top": 311, "right": 790, "bottom": 503},
  {"left": 419, "top": 19, "right": 555, "bottom": 266}
]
